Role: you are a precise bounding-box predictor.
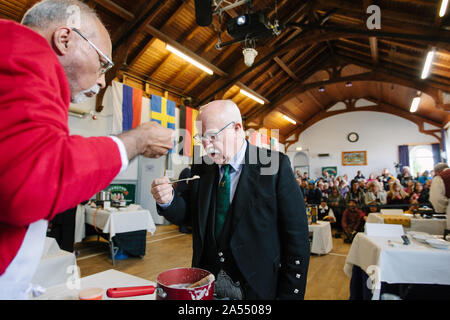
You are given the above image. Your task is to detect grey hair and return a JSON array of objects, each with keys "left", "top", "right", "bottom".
[
  {"left": 434, "top": 162, "right": 449, "bottom": 174},
  {"left": 21, "top": 0, "right": 98, "bottom": 31}
]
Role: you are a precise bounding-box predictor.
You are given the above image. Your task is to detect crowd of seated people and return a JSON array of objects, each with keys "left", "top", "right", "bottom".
[{"left": 295, "top": 166, "right": 435, "bottom": 243}]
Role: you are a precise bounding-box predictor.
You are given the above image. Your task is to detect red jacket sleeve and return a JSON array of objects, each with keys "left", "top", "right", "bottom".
[{"left": 0, "top": 20, "right": 122, "bottom": 227}]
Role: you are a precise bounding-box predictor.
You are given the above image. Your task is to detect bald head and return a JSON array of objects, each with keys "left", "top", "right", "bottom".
[
  {"left": 196, "top": 100, "right": 245, "bottom": 164},
  {"left": 22, "top": 0, "right": 112, "bottom": 103},
  {"left": 198, "top": 100, "right": 243, "bottom": 126}
]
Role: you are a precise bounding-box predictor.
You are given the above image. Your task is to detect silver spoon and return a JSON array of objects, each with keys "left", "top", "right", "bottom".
[{"left": 170, "top": 175, "right": 200, "bottom": 184}]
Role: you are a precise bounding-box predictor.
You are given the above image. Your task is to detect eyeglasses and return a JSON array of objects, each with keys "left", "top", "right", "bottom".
[
  {"left": 194, "top": 121, "right": 235, "bottom": 144},
  {"left": 71, "top": 28, "right": 114, "bottom": 74}
]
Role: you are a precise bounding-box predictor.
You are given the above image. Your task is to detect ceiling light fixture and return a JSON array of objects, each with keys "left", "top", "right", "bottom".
[
  {"left": 240, "top": 88, "right": 264, "bottom": 104},
  {"left": 410, "top": 96, "right": 421, "bottom": 113},
  {"left": 318, "top": 86, "right": 325, "bottom": 92},
  {"left": 421, "top": 48, "right": 435, "bottom": 79},
  {"left": 345, "top": 81, "right": 352, "bottom": 87},
  {"left": 439, "top": 0, "right": 448, "bottom": 17},
  {"left": 166, "top": 44, "right": 213, "bottom": 75},
  {"left": 282, "top": 114, "right": 296, "bottom": 125}
]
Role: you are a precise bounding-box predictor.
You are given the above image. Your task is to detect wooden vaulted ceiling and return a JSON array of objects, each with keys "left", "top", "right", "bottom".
[{"left": 1, "top": 0, "right": 450, "bottom": 147}]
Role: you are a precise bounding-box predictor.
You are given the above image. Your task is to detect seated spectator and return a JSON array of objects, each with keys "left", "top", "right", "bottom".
[
  {"left": 367, "top": 173, "right": 376, "bottom": 184},
  {"left": 343, "top": 174, "right": 350, "bottom": 186},
  {"left": 345, "top": 179, "right": 365, "bottom": 207},
  {"left": 404, "top": 179, "right": 415, "bottom": 196},
  {"left": 410, "top": 181, "right": 430, "bottom": 205},
  {"left": 359, "top": 179, "right": 368, "bottom": 193},
  {"left": 305, "top": 182, "right": 322, "bottom": 205},
  {"left": 354, "top": 170, "right": 365, "bottom": 181},
  {"left": 387, "top": 181, "right": 409, "bottom": 205},
  {"left": 418, "top": 170, "right": 432, "bottom": 186},
  {"left": 328, "top": 186, "right": 345, "bottom": 237},
  {"left": 397, "top": 166, "right": 413, "bottom": 186},
  {"left": 380, "top": 168, "right": 393, "bottom": 191},
  {"left": 364, "top": 180, "right": 387, "bottom": 206},
  {"left": 318, "top": 198, "right": 336, "bottom": 222},
  {"left": 342, "top": 199, "right": 366, "bottom": 243},
  {"left": 340, "top": 180, "right": 349, "bottom": 196},
  {"left": 322, "top": 170, "right": 331, "bottom": 183},
  {"left": 320, "top": 182, "right": 331, "bottom": 198}
]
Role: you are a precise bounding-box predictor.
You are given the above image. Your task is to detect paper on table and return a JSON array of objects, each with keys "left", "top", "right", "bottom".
[{"left": 365, "top": 223, "right": 404, "bottom": 237}]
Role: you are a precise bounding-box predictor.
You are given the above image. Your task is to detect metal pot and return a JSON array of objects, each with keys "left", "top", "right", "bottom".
[
  {"left": 96, "top": 191, "right": 110, "bottom": 201},
  {"left": 156, "top": 267, "right": 214, "bottom": 300}
]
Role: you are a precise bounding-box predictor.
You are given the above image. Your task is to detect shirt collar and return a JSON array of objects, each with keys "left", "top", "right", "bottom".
[{"left": 220, "top": 139, "right": 247, "bottom": 173}]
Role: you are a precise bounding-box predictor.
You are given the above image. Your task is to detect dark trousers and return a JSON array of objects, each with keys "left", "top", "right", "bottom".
[{"left": 47, "top": 207, "right": 77, "bottom": 252}]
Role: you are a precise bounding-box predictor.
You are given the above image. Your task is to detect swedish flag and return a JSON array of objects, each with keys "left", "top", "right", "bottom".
[{"left": 150, "top": 95, "right": 176, "bottom": 129}]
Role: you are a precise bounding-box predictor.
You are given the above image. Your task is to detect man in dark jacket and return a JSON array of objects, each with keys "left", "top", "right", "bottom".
[{"left": 151, "top": 100, "right": 310, "bottom": 300}]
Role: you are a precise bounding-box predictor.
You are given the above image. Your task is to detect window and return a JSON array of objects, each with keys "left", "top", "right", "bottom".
[{"left": 409, "top": 145, "right": 434, "bottom": 177}]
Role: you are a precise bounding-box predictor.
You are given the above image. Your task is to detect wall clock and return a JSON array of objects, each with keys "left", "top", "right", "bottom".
[{"left": 347, "top": 132, "right": 359, "bottom": 143}]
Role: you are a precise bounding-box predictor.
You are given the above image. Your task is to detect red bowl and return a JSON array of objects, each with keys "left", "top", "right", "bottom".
[{"left": 156, "top": 267, "right": 214, "bottom": 300}]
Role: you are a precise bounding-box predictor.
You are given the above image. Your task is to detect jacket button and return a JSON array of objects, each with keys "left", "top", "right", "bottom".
[
  {"left": 294, "top": 289, "right": 299, "bottom": 294},
  {"left": 220, "top": 257, "right": 225, "bottom": 263},
  {"left": 295, "top": 260, "right": 300, "bottom": 265},
  {"left": 218, "top": 252, "right": 223, "bottom": 257},
  {"left": 296, "top": 273, "right": 301, "bottom": 279}
]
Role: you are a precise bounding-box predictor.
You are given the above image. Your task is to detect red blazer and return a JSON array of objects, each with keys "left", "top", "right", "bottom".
[{"left": 0, "top": 20, "right": 122, "bottom": 275}]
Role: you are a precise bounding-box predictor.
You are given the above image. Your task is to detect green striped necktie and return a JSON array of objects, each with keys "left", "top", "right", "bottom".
[{"left": 215, "top": 164, "right": 231, "bottom": 239}]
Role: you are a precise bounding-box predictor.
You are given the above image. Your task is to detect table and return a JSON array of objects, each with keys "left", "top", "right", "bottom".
[
  {"left": 367, "top": 213, "right": 446, "bottom": 235},
  {"left": 32, "top": 237, "right": 77, "bottom": 288},
  {"left": 309, "top": 221, "right": 333, "bottom": 255},
  {"left": 344, "top": 232, "right": 450, "bottom": 299},
  {"left": 33, "top": 269, "right": 156, "bottom": 300},
  {"left": 84, "top": 205, "right": 156, "bottom": 240},
  {"left": 79, "top": 205, "right": 156, "bottom": 265}
]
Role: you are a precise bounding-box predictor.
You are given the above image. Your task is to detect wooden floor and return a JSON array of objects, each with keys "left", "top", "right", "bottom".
[{"left": 75, "top": 225, "right": 352, "bottom": 300}]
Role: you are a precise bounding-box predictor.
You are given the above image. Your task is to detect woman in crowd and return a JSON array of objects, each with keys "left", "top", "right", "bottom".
[
  {"left": 404, "top": 179, "right": 415, "bottom": 196},
  {"left": 387, "top": 180, "right": 409, "bottom": 205},
  {"left": 364, "top": 180, "right": 387, "bottom": 206},
  {"left": 345, "top": 179, "right": 365, "bottom": 207},
  {"left": 409, "top": 181, "right": 430, "bottom": 205},
  {"left": 340, "top": 180, "right": 349, "bottom": 197}
]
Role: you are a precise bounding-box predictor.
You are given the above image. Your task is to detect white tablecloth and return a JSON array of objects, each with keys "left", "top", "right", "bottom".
[
  {"left": 344, "top": 233, "right": 450, "bottom": 299},
  {"left": 367, "top": 213, "right": 446, "bottom": 235},
  {"left": 33, "top": 269, "right": 156, "bottom": 300},
  {"left": 309, "top": 221, "right": 333, "bottom": 255},
  {"left": 82, "top": 205, "right": 156, "bottom": 240},
  {"left": 32, "top": 237, "right": 77, "bottom": 288}
]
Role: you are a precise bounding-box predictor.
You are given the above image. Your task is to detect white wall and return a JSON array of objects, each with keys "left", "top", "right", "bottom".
[
  {"left": 286, "top": 111, "right": 439, "bottom": 179},
  {"left": 67, "top": 87, "right": 191, "bottom": 201}
]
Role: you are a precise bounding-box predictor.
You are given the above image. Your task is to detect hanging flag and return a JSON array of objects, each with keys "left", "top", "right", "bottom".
[
  {"left": 179, "top": 105, "right": 199, "bottom": 157},
  {"left": 111, "top": 81, "right": 147, "bottom": 133},
  {"left": 270, "top": 137, "right": 279, "bottom": 151},
  {"left": 248, "top": 131, "right": 261, "bottom": 147},
  {"left": 150, "top": 95, "right": 176, "bottom": 130}
]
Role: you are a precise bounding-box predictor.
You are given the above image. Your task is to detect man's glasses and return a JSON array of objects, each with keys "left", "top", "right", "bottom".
[
  {"left": 71, "top": 28, "right": 114, "bottom": 74},
  {"left": 194, "top": 121, "right": 235, "bottom": 144}
]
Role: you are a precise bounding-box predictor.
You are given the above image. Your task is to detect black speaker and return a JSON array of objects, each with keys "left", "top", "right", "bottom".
[
  {"left": 195, "top": 0, "right": 212, "bottom": 27},
  {"left": 318, "top": 153, "right": 330, "bottom": 157}
]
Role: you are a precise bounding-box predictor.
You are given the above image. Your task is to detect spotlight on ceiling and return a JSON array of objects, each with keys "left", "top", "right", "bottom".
[
  {"left": 345, "top": 81, "right": 352, "bottom": 87},
  {"left": 318, "top": 86, "right": 325, "bottom": 92}
]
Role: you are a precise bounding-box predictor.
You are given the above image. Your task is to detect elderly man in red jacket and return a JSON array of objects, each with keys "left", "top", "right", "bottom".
[{"left": 0, "top": 0, "right": 174, "bottom": 299}]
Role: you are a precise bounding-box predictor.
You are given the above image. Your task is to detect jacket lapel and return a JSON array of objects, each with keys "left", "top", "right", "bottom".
[
  {"left": 197, "top": 162, "right": 217, "bottom": 243},
  {"left": 231, "top": 143, "right": 260, "bottom": 233}
]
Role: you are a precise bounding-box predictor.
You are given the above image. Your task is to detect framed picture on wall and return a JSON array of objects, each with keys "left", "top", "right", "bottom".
[{"left": 342, "top": 151, "right": 367, "bottom": 166}]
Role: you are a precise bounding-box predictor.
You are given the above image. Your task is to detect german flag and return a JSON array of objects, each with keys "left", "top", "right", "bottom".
[{"left": 179, "top": 105, "right": 198, "bottom": 157}]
